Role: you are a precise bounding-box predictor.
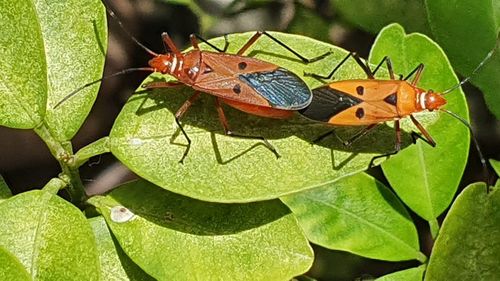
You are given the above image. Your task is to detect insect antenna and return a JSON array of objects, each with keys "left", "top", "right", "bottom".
[
  {"left": 54, "top": 2, "right": 162, "bottom": 109},
  {"left": 440, "top": 108, "right": 490, "bottom": 184},
  {"left": 442, "top": 37, "right": 499, "bottom": 95}
]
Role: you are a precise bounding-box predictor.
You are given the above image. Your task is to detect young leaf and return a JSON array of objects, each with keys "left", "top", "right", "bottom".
[
  {"left": 89, "top": 216, "right": 155, "bottom": 281},
  {"left": 90, "top": 180, "right": 313, "bottom": 281},
  {"left": 109, "top": 31, "right": 412, "bottom": 203},
  {"left": 0, "top": 190, "right": 100, "bottom": 280},
  {"left": 425, "top": 0, "right": 500, "bottom": 119},
  {"left": 425, "top": 183, "right": 500, "bottom": 280},
  {"left": 0, "top": 246, "right": 31, "bottom": 281},
  {"left": 0, "top": 0, "right": 47, "bottom": 129},
  {"left": 370, "top": 24, "right": 470, "bottom": 221},
  {"left": 375, "top": 265, "right": 425, "bottom": 281},
  {"left": 282, "top": 172, "right": 425, "bottom": 262},
  {"left": 0, "top": 175, "right": 12, "bottom": 202}
]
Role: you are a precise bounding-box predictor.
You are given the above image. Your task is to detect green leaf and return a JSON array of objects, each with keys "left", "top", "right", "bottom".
[
  {"left": 375, "top": 265, "right": 425, "bottom": 281},
  {"left": 490, "top": 159, "right": 500, "bottom": 176},
  {"left": 330, "top": 0, "right": 431, "bottom": 35},
  {"left": 0, "top": 190, "right": 100, "bottom": 280},
  {"left": 370, "top": 24, "right": 470, "bottom": 221},
  {"left": 109, "top": 31, "right": 408, "bottom": 203},
  {"left": 425, "top": 183, "right": 500, "bottom": 280},
  {"left": 75, "top": 137, "right": 110, "bottom": 167},
  {"left": 0, "top": 175, "right": 12, "bottom": 202},
  {"left": 38, "top": 0, "right": 107, "bottom": 141},
  {"left": 282, "top": 172, "right": 425, "bottom": 262},
  {"left": 90, "top": 180, "right": 313, "bottom": 281},
  {"left": 0, "top": 0, "right": 106, "bottom": 137},
  {"left": 0, "top": 0, "right": 47, "bottom": 128},
  {"left": 89, "top": 216, "right": 155, "bottom": 281},
  {"left": 0, "top": 246, "right": 31, "bottom": 281},
  {"left": 425, "top": 0, "right": 500, "bottom": 119}
]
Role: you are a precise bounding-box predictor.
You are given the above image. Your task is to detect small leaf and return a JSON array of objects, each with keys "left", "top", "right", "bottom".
[
  {"left": 282, "top": 172, "right": 424, "bottom": 262},
  {"left": 490, "top": 159, "right": 500, "bottom": 176},
  {"left": 370, "top": 24, "right": 470, "bottom": 221},
  {"left": 89, "top": 216, "right": 154, "bottom": 281},
  {"left": 90, "top": 180, "right": 313, "bottom": 281},
  {"left": 425, "top": 0, "right": 500, "bottom": 119},
  {"left": 0, "top": 190, "right": 100, "bottom": 280},
  {"left": 0, "top": 0, "right": 47, "bottom": 128},
  {"left": 425, "top": 183, "right": 500, "bottom": 280},
  {"left": 0, "top": 246, "right": 31, "bottom": 281},
  {"left": 0, "top": 175, "right": 12, "bottom": 202},
  {"left": 109, "top": 31, "right": 411, "bottom": 202},
  {"left": 75, "top": 137, "right": 110, "bottom": 167},
  {"left": 375, "top": 265, "right": 425, "bottom": 281}
]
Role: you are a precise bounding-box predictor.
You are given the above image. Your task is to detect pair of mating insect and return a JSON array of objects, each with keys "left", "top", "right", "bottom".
[{"left": 57, "top": 8, "right": 495, "bottom": 166}]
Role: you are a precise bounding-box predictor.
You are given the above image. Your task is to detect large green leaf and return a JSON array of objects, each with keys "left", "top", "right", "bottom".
[
  {"left": 0, "top": 0, "right": 106, "bottom": 138},
  {"left": 0, "top": 190, "right": 99, "bottom": 280},
  {"left": 370, "top": 24, "right": 469, "bottom": 221},
  {"left": 89, "top": 216, "right": 154, "bottom": 281},
  {"left": 375, "top": 265, "right": 425, "bottom": 281},
  {"left": 425, "top": 0, "right": 500, "bottom": 119},
  {"left": 0, "top": 0, "right": 47, "bottom": 128},
  {"left": 109, "top": 31, "right": 412, "bottom": 203},
  {"left": 90, "top": 180, "right": 313, "bottom": 281},
  {"left": 425, "top": 183, "right": 500, "bottom": 280},
  {"left": 0, "top": 246, "right": 31, "bottom": 281},
  {"left": 330, "top": 0, "right": 431, "bottom": 35},
  {"left": 282, "top": 172, "right": 425, "bottom": 262}
]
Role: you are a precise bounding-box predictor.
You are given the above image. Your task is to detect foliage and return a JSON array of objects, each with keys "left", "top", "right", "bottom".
[{"left": 0, "top": 0, "right": 498, "bottom": 280}]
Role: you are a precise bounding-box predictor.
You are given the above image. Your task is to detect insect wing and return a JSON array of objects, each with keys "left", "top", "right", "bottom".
[{"left": 192, "top": 52, "right": 311, "bottom": 109}]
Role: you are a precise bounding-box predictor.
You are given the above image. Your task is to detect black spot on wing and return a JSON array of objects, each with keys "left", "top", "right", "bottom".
[
  {"left": 384, "top": 92, "right": 397, "bottom": 105},
  {"left": 238, "top": 68, "right": 311, "bottom": 109},
  {"left": 298, "top": 86, "right": 362, "bottom": 122}
]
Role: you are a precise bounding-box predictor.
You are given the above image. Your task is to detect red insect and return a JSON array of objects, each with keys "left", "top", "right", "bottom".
[
  {"left": 56, "top": 7, "right": 331, "bottom": 163},
  {"left": 299, "top": 45, "right": 497, "bottom": 167}
]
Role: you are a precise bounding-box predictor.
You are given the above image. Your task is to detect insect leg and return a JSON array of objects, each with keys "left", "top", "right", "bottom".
[
  {"left": 161, "top": 32, "right": 182, "bottom": 56},
  {"left": 404, "top": 64, "right": 425, "bottom": 85},
  {"left": 142, "top": 81, "right": 183, "bottom": 89},
  {"left": 304, "top": 52, "right": 374, "bottom": 80},
  {"left": 368, "top": 120, "right": 401, "bottom": 167},
  {"left": 409, "top": 115, "right": 436, "bottom": 146},
  {"left": 174, "top": 92, "right": 202, "bottom": 163},
  {"left": 371, "top": 56, "right": 395, "bottom": 79},
  {"left": 215, "top": 98, "right": 280, "bottom": 158},
  {"left": 190, "top": 34, "right": 229, "bottom": 52},
  {"left": 236, "top": 31, "right": 332, "bottom": 63},
  {"left": 313, "top": 124, "right": 378, "bottom": 145}
]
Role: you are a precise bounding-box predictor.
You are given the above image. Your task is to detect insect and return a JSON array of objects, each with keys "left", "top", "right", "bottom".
[
  {"left": 299, "top": 43, "right": 497, "bottom": 167},
  {"left": 55, "top": 6, "right": 331, "bottom": 163}
]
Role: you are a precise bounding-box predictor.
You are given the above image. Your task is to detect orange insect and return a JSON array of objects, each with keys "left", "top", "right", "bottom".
[
  {"left": 299, "top": 46, "right": 497, "bottom": 166},
  {"left": 56, "top": 6, "right": 331, "bottom": 163}
]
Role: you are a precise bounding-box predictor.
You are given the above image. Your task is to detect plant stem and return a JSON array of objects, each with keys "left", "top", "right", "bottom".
[{"left": 34, "top": 122, "right": 86, "bottom": 204}]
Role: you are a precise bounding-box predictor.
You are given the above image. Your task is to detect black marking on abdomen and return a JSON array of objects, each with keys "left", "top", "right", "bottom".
[
  {"left": 298, "top": 86, "right": 363, "bottom": 122},
  {"left": 384, "top": 92, "right": 397, "bottom": 105}
]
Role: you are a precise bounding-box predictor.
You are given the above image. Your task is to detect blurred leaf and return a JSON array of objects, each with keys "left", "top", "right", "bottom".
[
  {"left": 425, "top": 183, "right": 500, "bottom": 280},
  {"left": 330, "top": 0, "right": 431, "bottom": 35},
  {"left": 282, "top": 172, "right": 425, "bottom": 262},
  {"left": 0, "top": 246, "right": 31, "bottom": 281},
  {"left": 370, "top": 24, "right": 469, "bottom": 221},
  {"left": 425, "top": 0, "right": 500, "bottom": 119},
  {"left": 90, "top": 180, "right": 313, "bottom": 281},
  {"left": 375, "top": 265, "right": 425, "bottom": 280},
  {"left": 89, "top": 216, "right": 155, "bottom": 281},
  {"left": 287, "top": 4, "right": 331, "bottom": 42},
  {"left": 490, "top": 159, "right": 500, "bottom": 176},
  {"left": 0, "top": 0, "right": 47, "bottom": 128},
  {"left": 0, "top": 190, "right": 99, "bottom": 280},
  {"left": 0, "top": 175, "right": 12, "bottom": 202},
  {"left": 110, "top": 31, "right": 416, "bottom": 202}
]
